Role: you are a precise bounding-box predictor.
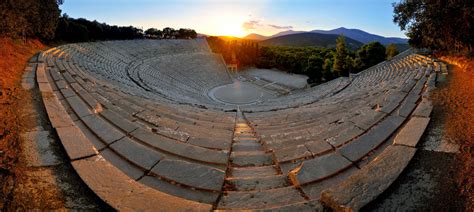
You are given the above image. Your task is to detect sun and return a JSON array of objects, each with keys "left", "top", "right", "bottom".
[
  {"left": 219, "top": 23, "right": 247, "bottom": 38},
  {"left": 205, "top": 13, "right": 247, "bottom": 37}
]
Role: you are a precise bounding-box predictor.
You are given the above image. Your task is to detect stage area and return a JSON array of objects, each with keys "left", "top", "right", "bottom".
[{"left": 209, "top": 81, "right": 274, "bottom": 105}]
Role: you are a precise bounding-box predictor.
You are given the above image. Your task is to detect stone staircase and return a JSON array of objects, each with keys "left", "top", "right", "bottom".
[{"left": 216, "top": 109, "right": 307, "bottom": 210}]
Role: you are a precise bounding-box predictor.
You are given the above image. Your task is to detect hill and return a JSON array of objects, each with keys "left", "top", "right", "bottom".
[
  {"left": 311, "top": 27, "right": 408, "bottom": 44},
  {"left": 259, "top": 32, "right": 364, "bottom": 50},
  {"left": 243, "top": 33, "right": 268, "bottom": 41}
]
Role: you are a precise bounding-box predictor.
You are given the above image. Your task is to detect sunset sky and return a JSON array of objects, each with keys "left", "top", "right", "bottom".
[{"left": 60, "top": 0, "right": 406, "bottom": 38}]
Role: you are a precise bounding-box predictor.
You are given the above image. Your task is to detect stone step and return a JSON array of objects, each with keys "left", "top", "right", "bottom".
[
  {"left": 217, "top": 187, "right": 306, "bottom": 210},
  {"left": 339, "top": 115, "right": 405, "bottom": 162},
  {"left": 71, "top": 156, "right": 212, "bottom": 211},
  {"left": 227, "top": 175, "right": 289, "bottom": 191},
  {"left": 231, "top": 166, "right": 278, "bottom": 178},
  {"left": 230, "top": 151, "right": 273, "bottom": 167},
  {"left": 233, "top": 134, "right": 256, "bottom": 141},
  {"left": 288, "top": 153, "right": 353, "bottom": 186},
  {"left": 109, "top": 137, "right": 163, "bottom": 170},
  {"left": 320, "top": 145, "right": 417, "bottom": 211},
  {"left": 139, "top": 176, "right": 219, "bottom": 204},
  {"left": 232, "top": 142, "right": 263, "bottom": 152},
  {"left": 130, "top": 128, "right": 228, "bottom": 165},
  {"left": 81, "top": 114, "right": 125, "bottom": 145},
  {"left": 393, "top": 116, "right": 430, "bottom": 147},
  {"left": 234, "top": 138, "right": 259, "bottom": 143},
  {"left": 149, "top": 159, "right": 225, "bottom": 191}
]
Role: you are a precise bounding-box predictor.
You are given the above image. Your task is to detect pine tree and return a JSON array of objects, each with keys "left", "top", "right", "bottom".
[{"left": 333, "top": 35, "right": 347, "bottom": 77}]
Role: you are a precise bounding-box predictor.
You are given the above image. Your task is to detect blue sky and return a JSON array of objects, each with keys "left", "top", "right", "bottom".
[{"left": 60, "top": 0, "right": 406, "bottom": 38}]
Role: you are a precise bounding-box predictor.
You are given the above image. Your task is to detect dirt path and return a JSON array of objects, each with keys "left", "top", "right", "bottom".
[{"left": 434, "top": 59, "right": 474, "bottom": 210}]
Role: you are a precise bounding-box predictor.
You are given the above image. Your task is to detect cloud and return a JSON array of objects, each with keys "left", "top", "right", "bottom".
[
  {"left": 242, "top": 19, "right": 294, "bottom": 31},
  {"left": 242, "top": 20, "right": 261, "bottom": 30},
  {"left": 268, "top": 24, "right": 293, "bottom": 30}
]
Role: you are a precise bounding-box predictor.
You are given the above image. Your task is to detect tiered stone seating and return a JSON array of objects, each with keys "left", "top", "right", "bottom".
[{"left": 31, "top": 39, "right": 439, "bottom": 211}]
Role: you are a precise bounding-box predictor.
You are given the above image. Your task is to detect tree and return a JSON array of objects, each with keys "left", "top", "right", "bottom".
[
  {"left": 304, "top": 55, "right": 324, "bottom": 82},
  {"left": 393, "top": 0, "right": 473, "bottom": 55},
  {"left": 0, "top": 0, "right": 62, "bottom": 40},
  {"left": 386, "top": 44, "right": 399, "bottom": 59},
  {"left": 162, "top": 27, "right": 175, "bottom": 39},
  {"left": 145, "top": 28, "right": 162, "bottom": 39},
  {"left": 356, "top": 41, "right": 386, "bottom": 70},
  {"left": 323, "top": 58, "right": 334, "bottom": 81},
  {"left": 333, "top": 35, "right": 348, "bottom": 77}
]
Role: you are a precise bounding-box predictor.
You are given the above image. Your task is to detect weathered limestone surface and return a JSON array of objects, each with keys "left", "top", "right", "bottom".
[
  {"left": 81, "top": 115, "right": 124, "bottom": 144},
  {"left": 139, "top": 176, "right": 220, "bottom": 204},
  {"left": 150, "top": 159, "right": 225, "bottom": 191},
  {"left": 288, "top": 153, "right": 352, "bottom": 186},
  {"left": 55, "top": 126, "right": 98, "bottom": 160},
  {"left": 43, "top": 95, "right": 75, "bottom": 128},
  {"left": 320, "top": 145, "right": 416, "bottom": 211},
  {"left": 100, "top": 109, "right": 139, "bottom": 133},
  {"left": 109, "top": 137, "right": 163, "bottom": 170},
  {"left": 72, "top": 156, "right": 212, "bottom": 211},
  {"left": 66, "top": 96, "right": 93, "bottom": 118},
  {"left": 131, "top": 128, "right": 228, "bottom": 165},
  {"left": 394, "top": 117, "right": 430, "bottom": 147},
  {"left": 230, "top": 151, "right": 273, "bottom": 166},
  {"left": 412, "top": 99, "right": 433, "bottom": 117},
  {"left": 339, "top": 115, "right": 405, "bottom": 162},
  {"left": 217, "top": 187, "right": 306, "bottom": 210},
  {"left": 228, "top": 175, "right": 288, "bottom": 191}
]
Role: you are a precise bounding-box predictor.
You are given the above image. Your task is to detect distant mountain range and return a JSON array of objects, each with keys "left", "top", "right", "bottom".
[
  {"left": 243, "top": 27, "right": 408, "bottom": 45},
  {"left": 260, "top": 32, "right": 364, "bottom": 50}
]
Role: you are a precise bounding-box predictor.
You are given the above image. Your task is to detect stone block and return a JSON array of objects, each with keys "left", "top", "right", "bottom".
[
  {"left": 66, "top": 96, "right": 92, "bottom": 118},
  {"left": 394, "top": 117, "right": 430, "bottom": 147},
  {"left": 71, "top": 156, "right": 212, "bottom": 211},
  {"left": 412, "top": 99, "right": 433, "bottom": 117},
  {"left": 217, "top": 187, "right": 306, "bottom": 210},
  {"left": 100, "top": 109, "right": 138, "bottom": 133},
  {"left": 274, "top": 145, "right": 312, "bottom": 162},
  {"left": 288, "top": 153, "right": 352, "bottom": 186},
  {"left": 100, "top": 149, "right": 144, "bottom": 180},
  {"left": 320, "top": 145, "right": 416, "bottom": 211},
  {"left": 397, "top": 101, "right": 417, "bottom": 117},
  {"left": 55, "top": 126, "right": 98, "bottom": 160},
  {"left": 42, "top": 96, "right": 75, "bottom": 128},
  {"left": 81, "top": 115, "right": 124, "bottom": 144},
  {"left": 228, "top": 175, "right": 288, "bottom": 191},
  {"left": 339, "top": 115, "right": 405, "bottom": 162},
  {"left": 140, "top": 176, "right": 220, "bottom": 204},
  {"left": 305, "top": 140, "right": 334, "bottom": 155},
  {"left": 110, "top": 137, "right": 163, "bottom": 170},
  {"left": 131, "top": 128, "right": 228, "bottom": 165},
  {"left": 151, "top": 159, "right": 225, "bottom": 191},
  {"left": 230, "top": 151, "right": 273, "bottom": 166}
]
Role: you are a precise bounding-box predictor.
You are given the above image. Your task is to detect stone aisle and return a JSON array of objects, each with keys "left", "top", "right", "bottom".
[{"left": 216, "top": 109, "right": 307, "bottom": 210}]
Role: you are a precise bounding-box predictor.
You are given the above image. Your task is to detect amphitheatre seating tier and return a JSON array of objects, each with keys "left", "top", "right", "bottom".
[{"left": 32, "top": 40, "right": 439, "bottom": 210}]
